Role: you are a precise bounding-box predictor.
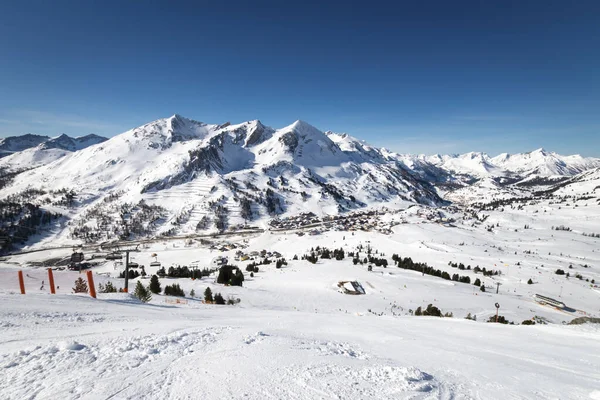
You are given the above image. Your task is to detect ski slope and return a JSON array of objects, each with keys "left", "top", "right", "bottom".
[{"left": 1, "top": 198, "right": 600, "bottom": 399}]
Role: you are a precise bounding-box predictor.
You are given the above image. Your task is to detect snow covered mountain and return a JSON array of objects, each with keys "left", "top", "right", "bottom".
[
  {"left": 491, "top": 148, "right": 600, "bottom": 176},
  {"left": 40, "top": 133, "right": 107, "bottom": 152},
  {"left": 410, "top": 148, "right": 600, "bottom": 179},
  {"left": 0, "top": 133, "right": 107, "bottom": 171},
  {"left": 0, "top": 114, "right": 598, "bottom": 248},
  {"left": 0, "top": 115, "right": 443, "bottom": 246},
  {"left": 0, "top": 134, "right": 50, "bottom": 157}
]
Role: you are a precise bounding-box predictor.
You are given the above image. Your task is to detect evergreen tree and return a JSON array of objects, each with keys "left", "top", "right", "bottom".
[
  {"left": 73, "top": 277, "right": 88, "bottom": 293},
  {"left": 134, "top": 281, "right": 152, "bottom": 303},
  {"left": 190, "top": 289, "right": 195, "bottom": 297},
  {"left": 527, "top": 278, "right": 533, "bottom": 284},
  {"left": 214, "top": 293, "right": 225, "bottom": 305},
  {"left": 149, "top": 275, "right": 161, "bottom": 294},
  {"left": 204, "top": 287, "right": 213, "bottom": 303}
]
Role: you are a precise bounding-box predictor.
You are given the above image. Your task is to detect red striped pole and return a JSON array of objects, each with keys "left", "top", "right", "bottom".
[
  {"left": 86, "top": 270, "right": 96, "bottom": 299},
  {"left": 47, "top": 268, "right": 56, "bottom": 294},
  {"left": 18, "top": 271, "right": 25, "bottom": 294}
]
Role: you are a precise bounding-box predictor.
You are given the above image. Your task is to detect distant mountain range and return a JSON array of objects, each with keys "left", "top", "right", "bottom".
[
  {"left": 0, "top": 114, "right": 598, "bottom": 246},
  {"left": 0, "top": 133, "right": 108, "bottom": 169},
  {"left": 0, "top": 133, "right": 107, "bottom": 156}
]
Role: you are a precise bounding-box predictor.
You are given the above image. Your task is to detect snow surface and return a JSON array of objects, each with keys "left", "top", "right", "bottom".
[{"left": 1, "top": 198, "right": 600, "bottom": 399}]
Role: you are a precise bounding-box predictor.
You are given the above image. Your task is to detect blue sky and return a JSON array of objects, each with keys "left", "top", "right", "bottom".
[{"left": 1, "top": 0, "right": 599, "bottom": 156}]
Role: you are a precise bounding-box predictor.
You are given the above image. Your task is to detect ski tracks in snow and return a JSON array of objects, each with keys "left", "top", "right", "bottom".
[{"left": 0, "top": 324, "right": 466, "bottom": 399}]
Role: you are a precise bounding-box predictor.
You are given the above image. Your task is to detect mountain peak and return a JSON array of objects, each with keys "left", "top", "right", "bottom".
[{"left": 287, "top": 120, "right": 321, "bottom": 133}]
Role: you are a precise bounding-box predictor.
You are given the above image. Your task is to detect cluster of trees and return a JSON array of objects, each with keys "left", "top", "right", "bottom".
[
  {"left": 247, "top": 258, "right": 272, "bottom": 270},
  {"left": 392, "top": 254, "right": 474, "bottom": 285},
  {"left": 52, "top": 188, "right": 77, "bottom": 207},
  {"left": 275, "top": 258, "right": 287, "bottom": 268},
  {"left": 302, "top": 246, "right": 347, "bottom": 264},
  {"left": 0, "top": 200, "right": 62, "bottom": 253},
  {"left": 196, "top": 215, "right": 211, "bottom": 231},
  {"left": 319, "top": 248, "right": 345, "bottom": 260},
  {"left": 240, "top": 197, "right": 253, "bottom": 221},
  {"left": 265, "top": 188, "right": 281, "bottom": 215},
  {"left": 119, "top": 269, "right": 141, "bottom": 279},
  {"left": 0, "top": 168, "right": 26, "bottom": 190},
  {"left": 465, "top": 313, "right": 477, "bottom": 321},
  {"left": 552, "top": 225, "right": 572, "bottom": 231},
  {"left": 156, "top": 266, "right": 214, "bottom": 279},
  {"left": 216, "top": 265, "right": 244, "bottom": 286},
  {"left": 353, "top": 256, "right": 388, "bottom": 267},
  {"left": 71, "top": 200, "right": 166, "bottom": 242},
  {"left": 582, "top": 232, "right": 600, "bottom": 238},
  {"left": 98, "top": 281, "right": 118, "bottom": 293},
  {"left": 202, "top": 287, "right": 237, "bottom": 305},
  {"left": 487, "top": 315, "right": 513, "bottom": 324},
  {"left": 303, "top": 252, "right": 318, "bottom": 264},
  {"left": 472, "top": 266, "right": 500, "bottom": 277},
  {"left": 448, "top": 261, "right": 471, "bottom": 270},
  {"left": 213, "top": 204, "right": 228, "bottom": 232},
  {"left": 414, "top": 304, "right": 453, "bottom": 317},
  {"left": 473, "top": 196, "right": 543, "bottom": 211},
  {"left": 164, "top": 283, "right": 185, "bottom": 297},
  {"left": 245, "top": 264, "right": 260, "bottom": 273}
]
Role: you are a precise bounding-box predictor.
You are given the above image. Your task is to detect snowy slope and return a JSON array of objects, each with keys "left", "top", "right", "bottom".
[
  {"left": 1, "top": 197, "right": 600, "bottom": 399},
  {"left": 548, "top": 167, "right": 600, "bottom": 197}
]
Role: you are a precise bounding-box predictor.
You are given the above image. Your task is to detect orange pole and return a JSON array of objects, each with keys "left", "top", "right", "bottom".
[
  {"left": 18, "top": 270, "right": 25, "bottom": 294},
  {"left": 47, "top": 268, "right": 56, "bottom": 294},
  {"left": 86, "top": 270, "right": 96, "bottom": 299}
]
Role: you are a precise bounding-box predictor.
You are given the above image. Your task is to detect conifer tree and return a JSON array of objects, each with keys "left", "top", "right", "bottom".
[
  {"left": 73, "top": 277, "right": 88, "bottom": 293},
  {"left": 134, "top": 281, "right": 152, "bottom": 303},
  {"left": 204, "top": 287, "right": 213, "bottom": 303},
  {"left": 149, "top": 275, "right": 161, "bottom": 294}
]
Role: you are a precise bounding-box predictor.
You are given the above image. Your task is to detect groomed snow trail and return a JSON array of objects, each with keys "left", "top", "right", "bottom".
[{"left": 1, "top": 292, "right": 599, "bottom": 400}]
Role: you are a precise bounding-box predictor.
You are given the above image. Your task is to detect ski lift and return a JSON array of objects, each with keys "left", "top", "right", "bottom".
[{"left": 150, "top": 253, "right": 160, "bottom": 267}]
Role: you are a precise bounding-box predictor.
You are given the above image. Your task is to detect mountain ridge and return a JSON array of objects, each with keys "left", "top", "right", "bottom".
[{"left": 0, "top": 114, "right": 599, "bottom": 248}]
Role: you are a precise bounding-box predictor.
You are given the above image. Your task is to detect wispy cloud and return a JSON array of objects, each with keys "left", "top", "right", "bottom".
[
  {"left": 0, "top": 109, "right": 122, "bottom": 137},
  {"left": 11, "top": 109, "right": 119, "bottom": 131},
  {"left": 450, "top": 114, "right": 517, "bottom": 122}
]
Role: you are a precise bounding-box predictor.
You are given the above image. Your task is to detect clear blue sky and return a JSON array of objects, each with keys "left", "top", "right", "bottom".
[{"left": 1, "top": 0, "right": 599, "bottom": 156}]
